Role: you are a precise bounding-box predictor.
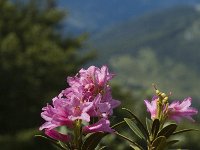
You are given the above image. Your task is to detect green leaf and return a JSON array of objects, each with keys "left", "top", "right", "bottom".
[
  {"left": 152, "top": 136, "right": 166, "bottom": 150},
  {"left": 122, "top": 108, "right": 149, "bottom": 140},
  {"left": 157, "top": 123, "right": 177, "bottom": 139},
  {"left": 115, "top": 132, "right": 144, "bottom": 150},
  {"left": 124, "top": 118, "right": 145, "bottom": 139},
  {"left": 151, "top": 119, "right": 160, "bottom": 138},
  {"left": 166, "top": 140, "right": 179, "bottom": 147},
  {"left": 98, "top": 146, "right": 107, "bottom": 150},
  {"left": 130, "top": 144, "right": 143, "bottom": 150},
  {"left": 35, "top": 135, "right": 67, "bottom": 150},
  {"left": 81, "top": 132, "right": 107, "bottom": 150},
  {"left": 172, "top": 128, "right": 199, "bottom": 135},
  {"left": 111, "top": 120, "right": 126, "bottom": 129},
  {"left": 59, "top": 141, "right": 70, "bottom": 149},
  {"left": 146, "top": 118, "right": 152, "bottom": 135}
]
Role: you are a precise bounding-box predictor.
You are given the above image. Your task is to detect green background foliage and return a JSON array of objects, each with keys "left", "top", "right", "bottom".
[{"left": 0, "top": 0, "right": 94, "bottom": 149}]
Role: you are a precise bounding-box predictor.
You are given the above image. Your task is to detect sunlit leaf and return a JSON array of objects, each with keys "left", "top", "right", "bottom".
[
  {"left": 124, "top": 118, "right": 145, "bottom": 139},
  {"left": 122, "top": 108, "right": 149, "bottom": 140}
]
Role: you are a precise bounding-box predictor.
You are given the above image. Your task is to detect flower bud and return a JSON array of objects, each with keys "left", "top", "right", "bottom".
[
  {"left": 156, "top": 90, "right": 160, "bottom": 95},
  {"left": 163, "top": 97, "right": 168, "bottom": 104},
  {"left": 161, "top": 93, "right": 166, "bottom": 98}
]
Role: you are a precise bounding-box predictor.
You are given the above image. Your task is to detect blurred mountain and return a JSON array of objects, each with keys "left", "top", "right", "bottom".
[
  {"left": 85, "top": 5, "right": 200, "bottom": 107},
  {"left": 58, "top": 0, "right": 200, "bottom": 32},
  {"left": 88, "top": 5, "right": 200, "bottom": 71}
]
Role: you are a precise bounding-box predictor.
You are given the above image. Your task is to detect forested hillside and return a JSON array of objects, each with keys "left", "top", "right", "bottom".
[
  {"left": 86, "top": 5, "right": 200, "bottom": 110},
  {"left": 89, "top": 6, "right": 200, "bottom": 71}
]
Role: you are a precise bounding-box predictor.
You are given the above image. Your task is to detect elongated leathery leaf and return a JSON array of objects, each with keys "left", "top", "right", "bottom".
[
  {"left": 172, "top": 128, "right": 199, "bottom": 135},
  {"left": 111, "top": 120, "right": 126, "bottom": 129},
  {"left": 130, "top": 144, "right": 143, "bottom": 150},
  {"left": 35, "top": 135, "right": 67, "bottom": 150},
  {"left": 98, "top": 146, "right": 107, "bottom": 150},
  {"left": 152, "top": 136, "right": 166, "bottom": 150},
  {"left": 81, "top": 132, "right": 107, "bottom": 150},
  {"left": 157, "top": 123, "right": 177, "bottom": 139},
  {"left": 166, "top": 140, "right": 179, "bottom": 148},
  {"left": 151, "top": 119, "right": 160, "bottom": 138},
  {"left": 115, "top": 132, "right": 144, "bottom": 150},
  {"left": 122, "top": 108, "right": 149, "bottom": 140},
  {"left": 124, "top": 118, "right": 145, "bottom": 139},
  {"left": 112, "top": 118, "right": 138, "bottom": 129},
  {"left": 59, "top": 141, "right": 70, "bottom": 150},
  {"left": 146, "top": 118, "right": 152, "bottom": 135}
]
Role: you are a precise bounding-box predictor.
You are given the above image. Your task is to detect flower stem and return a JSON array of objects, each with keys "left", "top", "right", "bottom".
[{"left": 73, "top": 119, "right": 82, "bottom": 150}]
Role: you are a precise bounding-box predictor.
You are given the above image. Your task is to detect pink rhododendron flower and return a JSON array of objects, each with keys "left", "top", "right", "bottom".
[
  {"left": 40, "top": 65, "right": 121, "bottom": 141},
  {"left": 144, "top": 96, "right": 198, "bottom": 122},
  {"left": 62, "top": 65, "right": 120, "bottom": 119},
  {"left": 39, "top": 99, "right": 73, "bottom": 131},
  {"left": 66, "top": 93, "right": 93, "bottom": 122},
  {"left": 79, "top": 65, "right": 114, "bottom": 88},
  {"left": 168, "top": 97, "right": 198, "bottom": 122},
  {"left": 144, "top": 96, "right": 158, "bottom": 120},
  {"left": 45, "top": 129, "right": 71, "bottom": 142},
  {"left": 83, "top": 118, "right": 114, "bottom": 133},
  {"left": 65, "top": 66, "right": 115, "bottom": 101}
]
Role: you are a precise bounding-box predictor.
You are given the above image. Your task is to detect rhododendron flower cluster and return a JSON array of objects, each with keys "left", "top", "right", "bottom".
[
  {"left": 39, "top": 66, "right": 121, "bottom": 142},
  {"left": 38, "top": 67, "right": 199, "bottom": 150},
  {"left": 144, "top": 90, "right": 198, "bottom": 123},
  {"left": 113, "top": 86, "right": 199, "bottom": 150}
]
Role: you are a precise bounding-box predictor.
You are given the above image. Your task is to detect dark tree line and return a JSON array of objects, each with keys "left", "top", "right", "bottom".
[{"left": 0, "top": 0, "right": 93, "bottom": 135}]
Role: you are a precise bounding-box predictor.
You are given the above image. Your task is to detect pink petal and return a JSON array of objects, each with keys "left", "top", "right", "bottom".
[
  {"left": 168, "top": 97, "right": 198, "bottom": 122},
  {"left": 110, "top": 99, "right": 121, "bottom": 109},
  {"left": 39, "top": 122, "right": 58, "bottom": 131},
  {"left": 178, "top": 97, "right": 192, "bottom": 109},
  {"left": 80, "top": 112, "right": 90, "bottom": 122},
  {"left": 45, "top": 129, "right": 71, "bottom": 142},
  {"left": 83, "top": 118, "right": 114, "bottom": 133},
  {"left": 144, "top": 99, "right": 157, "bottom": 119}
]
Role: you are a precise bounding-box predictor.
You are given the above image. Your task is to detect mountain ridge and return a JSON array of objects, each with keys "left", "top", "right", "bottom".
[
  {"left": 58, "top": 0, "right": 200, "bottom": 32},
  {"left": 87, "top": 5, "right": 200, "bottom": 71}
]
